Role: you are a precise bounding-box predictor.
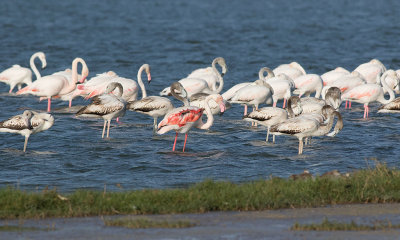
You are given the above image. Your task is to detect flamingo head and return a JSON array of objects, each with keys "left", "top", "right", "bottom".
[
  {"left": 215, "top": 57, "right": 227, "bottom": 76},
  {"left": 38, "top": 52, "right": 47, "bottom": 69},
  {"left": 80, "top": 65, "right": 89, "bottom": 83},
  {"left": 214, "top": 94, "right": 226, "bottom": 113}
]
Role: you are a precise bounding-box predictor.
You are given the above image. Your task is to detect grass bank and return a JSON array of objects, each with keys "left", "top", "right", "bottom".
[
  {"left": 291, "top": 218, "right": 400, "bottom": 231},
  {"left": 1, "top": 163, "right": 400, "bottom": 219}
]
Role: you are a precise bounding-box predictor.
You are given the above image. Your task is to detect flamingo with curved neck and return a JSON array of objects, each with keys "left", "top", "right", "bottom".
[
  {"left": 17, "top": 57, "right": 89, "bottom": 112},
  {"left": 157, "top": 94, "right": 226, "bottom": 152},
  {"left": 0, "top": 52, "right": 47, "bottom": 93}
]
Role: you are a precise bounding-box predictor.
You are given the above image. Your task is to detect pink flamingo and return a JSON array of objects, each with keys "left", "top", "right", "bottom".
[
  {"left": 185, "top": 57, "right": 228, "bottom": 91},
  {"left": 0, "top": 52, "right": 47, "bottom": 93},
  {"left": 273, "top": 62, "right": 306, "bottom": 80},
  {"left": 293, "top": 74, "right": 323, "bottom": 98},
  {"left": 265, "top": 73, "right": 295, "bottom": 108},
  {"left": 354, "top": 59, "right": 386, "bottom": 84},
  {"left": 16, "top": 58, "right": 88, "bottom": 112},
  {"left": 321, "top": 67, "right": 350, "bottom": 86},
  {"left": 157, "top": 94, "right": 226, "bottom": 152},
  {"left": 342, "top": 71, "right": 395, "bottom": 118}
]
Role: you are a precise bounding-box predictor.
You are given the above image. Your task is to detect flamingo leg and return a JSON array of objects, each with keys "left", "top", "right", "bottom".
[
  {"left": 299, "top": 138, "right": 304, "bottom": 155},
  {"left": 363, "top": 104, "right": 367, "bottom": 119},
  {"left": 107, "top": 120, "right": 111, "bottom": 138},
  {"left": 102, "top": 120, "right": 107, "bottom": 138},
  {"left": 283, "top": 98, "right": 287, "bottom": 109},
  {"left": 266, "top": 127, "right": 270, "bottom": 142},
  {"left": 272, "top": 134, "right": 275, "bottom": 144},
  {"left": 366, "top": 105, "right": 369, "bottom": 118},
  {"left": 273, "top": 101, "right": 277, "bottom": 107},
  {"left": 172, "top": 132, "right": 178, "bottom": 151},
  {"left": 345, "top": 101, "right": 348, "bottom": 109},
  {"left": 182, "top": 133, "right": 188, "bottom": 152},
  {"left": 244, "top": 105, "right": 248, "bottom": 116},
  {"left": 47, "top": 97, "right": 51, "bottom": 112},
  {"left": 23, "top": 136, "right": 29, "bottom": 152},
  {"left": 153, "top": 117, "right": 158, "bottom": 134},
  {"left": 69, "top": 99, "right": 72, "bottom": 108}
]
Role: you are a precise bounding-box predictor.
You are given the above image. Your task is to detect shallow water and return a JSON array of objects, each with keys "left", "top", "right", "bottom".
[{"left": 0, "top": 0, "right": 399, "bottom": 192}]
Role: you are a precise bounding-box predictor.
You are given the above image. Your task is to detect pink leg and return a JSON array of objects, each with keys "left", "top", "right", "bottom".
[
  {"left": 47, "top": 98, "right": 51, "bottom": 112},
  {"left": 69, "top": 99, "right": 72, "bottom": 108},
  {"left": 9, "top": 89, "right": 12, "bottom": 94},
  {"left": 273, "top": 101, "right": 277, "bottom": 107},
  {"left": 244, "top": 105, "right": 248, "bottom": 116},
  {"left": 363, "top": 104, "right": 367, "bottom": 118},
  {"left": 182, "top": 133, "right": 188, "bottom": 152},
  {"left": 172, "top": 132, "right": 178, "bottom": 151},
  {"left": 283, "top": 98, "right": 286, "bottom": 108},
  {"left": 345, "top": 101, "right": 348, "bottom": 109}
]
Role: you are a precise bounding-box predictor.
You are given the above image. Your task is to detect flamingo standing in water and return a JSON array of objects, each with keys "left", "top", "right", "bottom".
[
  {"left": 76, "top": 82, "right": 127, "bottom": 138},
  {"left": 0, "top": 110, "right": 54, "bottom": 152},
  {"left": 342, "top": 70, "right": 395, "bottom": 118},
  {"left": 17, "top": 58, "right": 89, "bottom": 112},
  {"left": 128, "top": 81, "right": 189, "bottom": 133},
  {"left": 0, "top": 52, "right": 47, "bottom": 93},
  {"left": 159, "top": 57, "right": 226, "bottom": 97},
  {"left": 157, "top": 94, "right": 226, "bottom": 152}
]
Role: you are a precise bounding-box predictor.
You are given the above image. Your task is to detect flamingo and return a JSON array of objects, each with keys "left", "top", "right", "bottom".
[
  {"left": 293, "top": 74, "right": 323, "bottom": 98},
  {"left": 0, "top": 52, "right": 47, "bottom": 93},
  {"left": 76, "top": 82, "right": 127, "bottom": 138},
  {"left": 265, "top": 73, "right": 295, "bottom": 108},
  {"left": 0, "top": 110, "right": 54, "bottom": 152},
  {"left": 159, "top": 57, "right": 226, "bottom": 97},
  {"left": 321, "top": 67, "right": 350, "bottom": 86},
  {"left": 157, "top": 94, "right": 226, "bottom": 152},
  {"left": 270, "top": 113, "right": 320, "bottom": 155},
  {"left": 77, "top": 64, "right": 151, "bottom": 102},
  {"left": 273, "top": 62, "right": 306, "bottom": 80},
  {"left": 379, "top": 70, "right": 400, "bottom": 94},
  {"left": 308, "top": 105, "right": 343, "bottom": 138},
  {"left": 73, "top": 71, "right": 118, "bottom": 98},
  {"left": 342, "top": 70, "right": 395, "bottom": 118},
  {"left": 127, "top": 81, "right": 189, "bottom": 132},
  {"left": 300, "top": 87, "right": 342, "bottom": 114},
  {"left": 354, "top": 59, "right": 386, "bottom": 84},
  {"left": 242, "top": 96, "right": 302, "bottom": 143},
  {"left": 186, "top": 57, "right": 228, "bottom": 91},
  {"left": 221, "top": 67, "right": 274, "bottom": 109},
  {"left": 323, "top": 87, "right": 342, "bottom": 110},
  {"left": 16, "top": 58, "right": 89, "bottom": 112},
  {"left": 378, "top": 97, "right": 400, "bottom": 113}
]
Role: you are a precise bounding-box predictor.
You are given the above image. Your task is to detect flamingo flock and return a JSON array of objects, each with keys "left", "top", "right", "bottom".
[{"left": 1, "top": 52, "right": 400, "bottom": 154}]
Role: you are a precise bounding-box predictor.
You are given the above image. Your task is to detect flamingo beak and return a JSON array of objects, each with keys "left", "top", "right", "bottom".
[
  {"left": 219, "top": 100, "right": 226, "bottom": 113},
  {"left": 79, "top": 76, "right": 87, "bottom": 83},
  {"left": 147, "top": 73, "right": 151, "bottom": 83}
]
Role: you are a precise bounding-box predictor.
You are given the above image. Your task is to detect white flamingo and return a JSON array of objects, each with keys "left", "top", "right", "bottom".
[
  {"left": 185, "top": 57, "right": 227, "bottom": 91},
  {"left": 342, "top": 70, "right": 395, "bottom": 118},
  {"left": 293, "top": 74, "right": 323, "bottom": 98},
  {"left": 321, "top": 67, "right": 350, "bottom": 86},
  {"left": 157, "top": 94, "right": 226, "bottom": 152},
  {"left": 17, "top": 58, "right": 89, "bottom": 112},
  {"left": 354, "top": 59, "right": 386, "bottom": 84},
  {"left": 76, "top": 82, "right": 127, "bottom": 138},
  {"left": 228, "top": 79, "right": 274, "bottom": 115},
  {"left": 0, "top": 110, "right": 54, "bottom": 152},
  {"left": 273, "top": 62, "right": 306, "bottom": 80},
  {"left": 159, "top": 58, "right": 226, "bottom": 97},
  {"left": 265, "top": 73, "right": 295, "bottom": 108},
  {"left": 0, "top": 52, "right": 47, "bottom": 93}
]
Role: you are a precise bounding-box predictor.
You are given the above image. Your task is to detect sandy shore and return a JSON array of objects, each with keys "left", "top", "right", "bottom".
[{"left": 1, "top": 203, "right": 400, "bottom": 240}]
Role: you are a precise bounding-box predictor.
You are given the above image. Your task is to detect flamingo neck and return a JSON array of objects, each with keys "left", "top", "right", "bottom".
[
  {"left": 137, "top": 65, "right": 147, "bottom": 99},
  {"left": 30, "top": 53, "right": 44, "bottom": 80},
  {"left": 197, "top": 95, "right": 215, "bottom": 130},
  {"left": 378, "top": 72, "right": 395, "bottom": 104},
  {"left": 211, "top": 60, "right": 224, "bottom": 94}
]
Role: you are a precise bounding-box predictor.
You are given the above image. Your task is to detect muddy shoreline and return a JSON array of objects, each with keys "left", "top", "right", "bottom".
[{"left": 1, "top": 203, "right": 400, "bottom": 240}]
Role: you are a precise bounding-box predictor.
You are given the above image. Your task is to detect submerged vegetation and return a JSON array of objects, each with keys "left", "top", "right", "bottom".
[
  {"left": 0, "top": 163, "right": 400, "bottom": 219},
  {"left": 291, "top": 218, "right": 400, "bottom": 231}
]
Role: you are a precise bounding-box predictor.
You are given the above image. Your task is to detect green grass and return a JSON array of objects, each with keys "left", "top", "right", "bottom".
[
  {"left": 104, "top": 217, "right": 195, "bottom": 229},
  {"left": 0, "top": 163, "right": 400, "bottom": 219},
  {"left": 291, "top": 218, "right": 400, "bottom": 231},
  {"left": 0, "top": 225, "right": 50, "bottom": 232}
]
